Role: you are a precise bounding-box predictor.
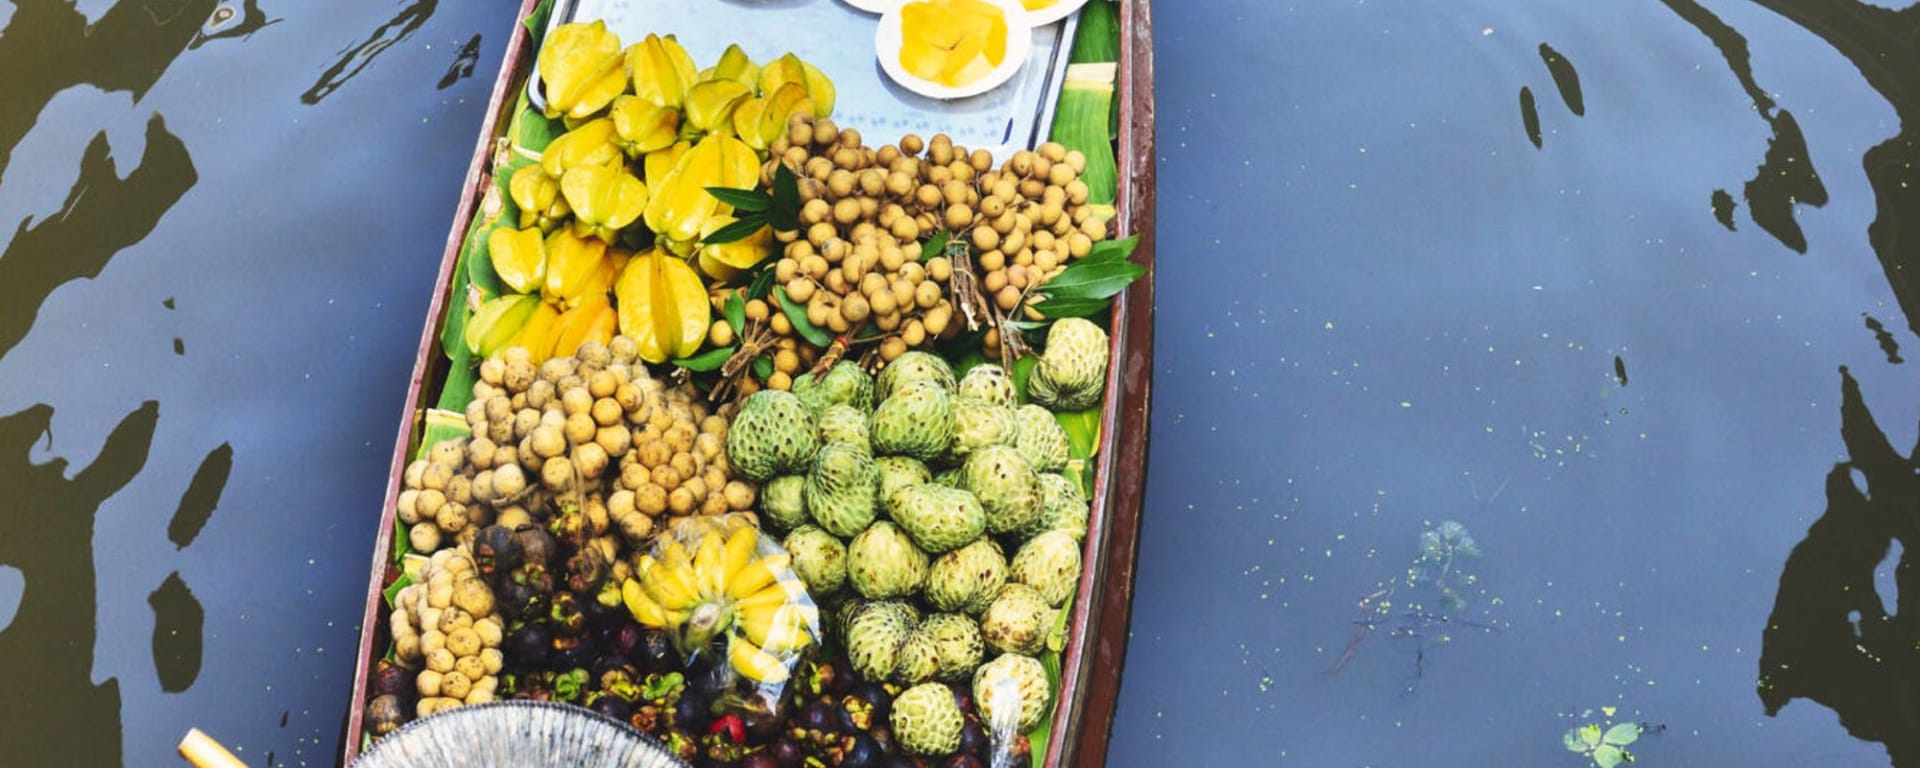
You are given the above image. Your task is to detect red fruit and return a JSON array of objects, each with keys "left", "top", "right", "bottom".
[{"left": 711, "top": 713, "right": 748, "bottom": 744}]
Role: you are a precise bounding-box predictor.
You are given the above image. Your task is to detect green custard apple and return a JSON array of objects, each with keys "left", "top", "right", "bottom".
[
  {"left": 876, "top": 350, "right": 956, "bottom": 401},
  {"left": 783, "top": 524, "right": 848, "bottom": 596},
  {"left": 874, "top": 455, "right": 933, "bottom": 512},
  {"left": 871, "top": 380, "right": 954, "bottom": 461},
  {"left": 1011, "top": 530, "right": 1082, "bottom": 607},
  {"left": 806, "top": 442, "right": 879, "bottom": 537},
  {"left": 1011, "top": 404, "right": 1071, "bottom": 473},
  {"left": 961, "top": 445, "right": 1042, "bottom": 536},
  {"left": 816, "top": 403, "right": 872, "bottom": 454},
  {"left": 759, "top": 474, "right": 809, "bottom": 532},
  {"left": 792, "top": 360, "right": 875, "bottom": 414},
  {"left": 891, "top": 682, "right": 964, "bottom": 756},
  {"left": 947, "top": 397, "right": 1017, "bottom": 461},
  {"left": 891, "top": 627, "right": 941, "bottom": 685},
  {"left": 844, "top": 600, "right": 917, "bottom": 681},
  {"left": 846, "top": 521, "right": 929, "bottom": 599},
  {"left": 1032, "top": 472, "right": 1089, "bottom": 541},
  {"left": 956, "top": 363, "right": 1015, "bottom": 406},
  {"left": 979, "top": 583, "right": 1052, "bottom": 655},
  {"left": 1027, "top": 318, "right": 1110, "bottom": 412},
  {"left": 887, "top": 484, "right": 987, "bottom": 554},
  {"left": 918, "top": 612, "right": 986, "bottom": 682},
  {"left": 726, "top": 390, "right": 819, "bottom": 481},
  {"left": 973, "top": 653, "right": 1051, "bottom": 732},
  {"left": 925, "top": 538, "right": 1008, "bottom": 615}
]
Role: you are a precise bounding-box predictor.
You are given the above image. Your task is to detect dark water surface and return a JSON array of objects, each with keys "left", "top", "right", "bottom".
[
  {"left": 1115, "top": 1, "right": 1920, "bottom": 767},
  {"left": 1, "top": 0, "right": 1916, "bottom": 767},
  {"left": 0, "top": 1, "right": 517, "bottom": 765}
]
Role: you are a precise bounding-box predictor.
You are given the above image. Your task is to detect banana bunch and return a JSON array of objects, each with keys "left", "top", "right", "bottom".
[{"left": 620, "top": 519, "right": 820, "bottom": 684}]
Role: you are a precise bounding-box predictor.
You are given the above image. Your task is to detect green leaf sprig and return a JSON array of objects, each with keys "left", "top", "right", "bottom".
[
  {"left": 1030, "top": 235, "right": 1144, "bottom": 319},
  {"left": 1562, "top": 708, "right": 1643, "bottom": 768},
  {"left": 702, "top": 162, "right": 801, "bottom": 245}
]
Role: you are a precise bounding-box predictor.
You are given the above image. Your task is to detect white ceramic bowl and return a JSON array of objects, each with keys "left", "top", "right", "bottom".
[
  {"left": 1022, "top": 0, "right": 1091, "bottom": 27},
  {"left": 839, "top": 0, "right": 900, "bottom": 13},
  {"left": 874, "top": 0, "right": 1034, "bottom": 100}
]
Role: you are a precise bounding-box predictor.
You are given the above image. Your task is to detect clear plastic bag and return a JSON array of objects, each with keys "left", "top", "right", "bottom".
[{"left": 620, "top": 513, "right": 820, "bottom": 715}]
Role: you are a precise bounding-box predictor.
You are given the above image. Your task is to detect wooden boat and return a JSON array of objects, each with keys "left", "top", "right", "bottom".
[{"left": 342, "top": 2, "right": 1154, "bottom": 765}]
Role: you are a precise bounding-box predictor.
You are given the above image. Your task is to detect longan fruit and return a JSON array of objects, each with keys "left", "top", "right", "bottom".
[
  {"left": 774, "top": 348, "right": 801, "bottom": 374},
  {"left": 1067, "top": 232, "right": 1093, "bottom": 258},
  {"left": 770, "top": 312, "right": 793, "bottom": 336},
  {"left": 1035, "top": 249, "right": 1061, "bottom": 272},
  {"left": 900, "top": 133, "right": 925, "bottom": 155},
  {"left": 805, "top": 156, "right": 834, "bottom": 181},
  {"left": 841, "top": 294, "right": 872, "bottom": 323},
  {"left": 859, "top": 169, "right": 886, "bottom": 197},
  {"left": 636, "top": 438, "right": 671, "bottom": 469},
  {"left": 826, "top": 311, "right": 851, "bottom": 334},
  {"left": 635, "top": 484, "right": 669, "bottom": 515},
  {"left": 806, "top": 298, "right": 832, "bottom": 328},
  {"left": 868, "top": 290, "right": 898, "bottom": 317},
  {"left": 541, "top": 457, "right": 575, "bottom": 491},
  {"left": 410, "top": 522, "right": 443, "bottom": 553},
  {"left": 503, "top": 359, "right": 536, "bottom": 392},
  {"left": 650, "top": 463, "right": 683, "bottom": 490},
  {"left": 928, "top": 134, "right": 954, "bottom": 165},
  {"left": 1002, "top": 228, "right": 1027, "bottom": 256},
  {"left": 979, "top": 249, "right": 1007, "bottom": 273},
  {"left": 915, "top": 184, "right": 942, "bottom": 209},
  {"left": 591, "top": 398, "right": 622, "bottom": 428},
  {"left": 564, "top": 412, "right": 597, "bottom": 445},
  {"left": 710, "top": 320, "right": 736, "bottom": 347},
  {"left": 526, "top": 379, "right": 556, "bottom": 410},
  {"left": 886, "top": 170, "right": 914, "bottom": 197},
  {"left": 574, "top": 443, "right": 610, "bottom": 480},
  {"left": 944, "top": 204, "right": 974, "bottom": 231},
  {"left": 995, "top": 285, "right": 1023, "bottom": 312},
  {"left": 775, "top": 257, "right": 800, "bottom": 283},
  {"left": 786, "top": 278, "right": 817, "bottom": 305},
  {"left": 827, "top": 169, "right": 857, "bottom": 198},
  {"left": 1049, "top": 162, "right": 1076, "bottom": 187},
  {"left": 479, "top": 358, "right": 506, "bottom": 386},
  {"left": 880, "top": 337, "right": 908, "bottom": 361},
  {"left": 744, "top": 299, "right": 771, "bottom": 323},
  {"left": 680, "top": 477, "right": 709, "bottom": 502},
  {"left": 983, "top": 269, "right": 1008, "bottom": 294},
  {"left": 807, "top": 221, "right": 837, "bottom": 247},
  {"left": 1066, "top": 179, "right": 1090, "bottom": 205},
  {"left": 1007, "top": 264, "right": 1031, "bottom": 290},
  {"left": 767, "top": 370, "right": 793, "bottom": 391},
  {"left": 528, "top": 425, "right": 566, "bottom": 459},
  {"left": 972, "top": 226, "right": 1000, "bottom": 252},
  {"left": 560, "top": 387, "right": 592, "bottom": 416},
  {"left": 832, "top": 198, "right": 860, "bottom": 225},
  {"left": 914, "top": 281, "right": 942, "bottom": 309},
  {"left": 539, "top": 358, "right": 573, "bottom": 384},
  {"left": 801, "top": 254, "right": 829, "bottom": 280},
  {"left": 823, "top": 270, "right": 848, "bottom": 295},
  {"left": 890, "top": 216, "right": 920, "bottom": 242},
  {"left": 821, "top": 238, "right": 848, "bottom": 264},
  {"left": 927, "top": 257, "right": 952, "bottom": 282},
  {"left": 1082, "top": 217, "right": 1109, "bottom": 241},
  {"left": 595, "top": 426, "right": 631, "bottom": 459},
  {"left": 902, "top": 319, "right": 927, "bottom": 347},
  {"left": 1019, "top": 178, "right": 1047, "bottom": 200}
]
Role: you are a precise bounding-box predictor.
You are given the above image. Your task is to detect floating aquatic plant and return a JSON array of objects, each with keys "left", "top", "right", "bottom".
[{"left": 1563, "top": 707, "right": 1642, "bottom": 767}]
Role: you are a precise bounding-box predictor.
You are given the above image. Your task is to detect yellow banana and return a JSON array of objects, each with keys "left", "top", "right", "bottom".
[
  {"left": 643, "top": 558, "right": 700, "bottom": 610},
  {"left": 621, "top": 578, "right": 669, "bottom": 627},
  {"left": 739, "top": 603, "right": 814, "bottom": 653},
  {"left": 662, "top": 539, "right": 693, "bottom": 571},
  {"left": 721, "top": 526, "right": 758, "bottom": 586},
  {"left": 694, "top": 530, "right": 726, "bottom": 597},
  {"left": 728, "top": 636, "right": 790, "bottom": 684},
  {"left": 724, "top": 553, "right": 790, "bottom": 600}
]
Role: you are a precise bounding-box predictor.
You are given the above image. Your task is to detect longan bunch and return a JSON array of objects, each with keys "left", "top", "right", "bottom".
[
  {"left": 703, "top": 291, "right": 822, "bottom": 394},
  {"left": 398, "top": 337, "right": 756, "bottom": 558},
  {"left": 388, "top": 549, "right": 503, "bottom": 718},
  {"left": 742, "top": 116, "right": 975, "bottom": 371},
  {"left": 605, "top": 380, "right": 758, "bottom": 535},
  {"left": 964, "top": 140, "right": 1106, "bottom": 359},
  {"left": 396, "top": 432, "right": 494, "bottom": 555}
]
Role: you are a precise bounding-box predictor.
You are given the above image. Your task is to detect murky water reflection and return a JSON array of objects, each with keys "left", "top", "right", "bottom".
[
  {"left": 0, "top": 0, "right": 515, "bottom": 765},
  {"left": 1119, "top": 0, "right": 1920, "bottom": 765}
]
